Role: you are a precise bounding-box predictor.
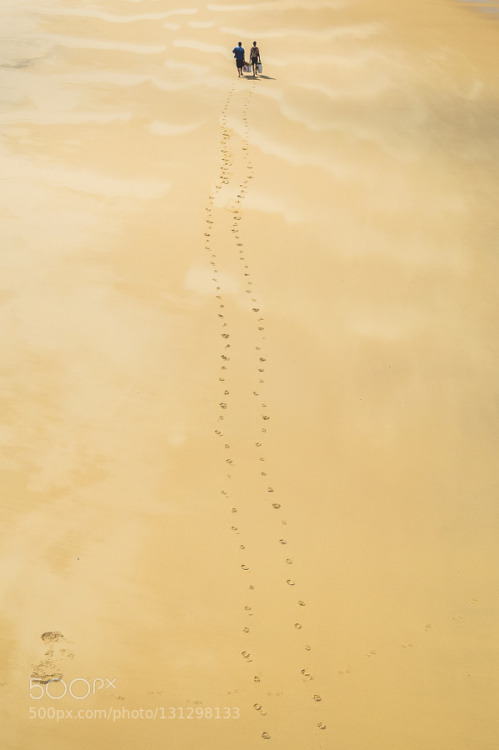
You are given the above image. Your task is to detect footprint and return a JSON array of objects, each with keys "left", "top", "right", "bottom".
[
  {"left": 41, "top": 632, "right": 64, "bottom": 643},
  {"left": 30, "top": 666, "right": 63, "bottom": 685},
  {"left": 32, "top": 632, "right": 72, "bottom": 685}
]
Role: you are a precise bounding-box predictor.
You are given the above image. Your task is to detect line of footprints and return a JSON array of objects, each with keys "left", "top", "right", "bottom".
[{"left": 203, "top": 84, "right": 326, "bottom": 742}]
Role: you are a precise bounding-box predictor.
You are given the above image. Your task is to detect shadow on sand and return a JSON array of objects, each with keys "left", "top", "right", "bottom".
[{"left": 243, "top": 74, "right": 276, "bottom": 80}]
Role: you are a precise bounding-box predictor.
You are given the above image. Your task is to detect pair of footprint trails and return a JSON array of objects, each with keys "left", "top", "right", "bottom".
[{"left": 205, "top": 83, "right": 326, "bottom": 741}]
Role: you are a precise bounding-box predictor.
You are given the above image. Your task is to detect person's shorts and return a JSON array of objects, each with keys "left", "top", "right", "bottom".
[
  {"left": 236, "top": 58, "right": 244, "bottom": 68},
  {"left": 250, "top": 58, "right": 258, "bottom": 65}
]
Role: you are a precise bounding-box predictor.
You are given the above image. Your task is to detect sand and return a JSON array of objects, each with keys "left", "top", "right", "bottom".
[{"left": 0, "top": 0, "right": 498, "bottom": 748}]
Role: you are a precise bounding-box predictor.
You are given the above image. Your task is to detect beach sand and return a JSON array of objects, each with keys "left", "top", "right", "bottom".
[{"left": 0, "top": 0, "right": 498, "bottom": 748}]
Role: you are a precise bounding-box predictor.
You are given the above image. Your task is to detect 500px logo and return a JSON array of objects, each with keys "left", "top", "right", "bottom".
[{"left": 29, "top": 677, "right": 117, "bottom": 700}]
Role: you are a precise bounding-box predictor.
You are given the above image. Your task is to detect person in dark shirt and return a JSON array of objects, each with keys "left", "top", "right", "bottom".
[
  {"left": 232, "top": 42, "right": 245, "bottom": 77},
  {"left": 250, "top": 41, "right": 261, "bottom": 77}
]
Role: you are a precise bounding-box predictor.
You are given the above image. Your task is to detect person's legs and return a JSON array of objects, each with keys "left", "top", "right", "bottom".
[{"left": 252, "top": 59, "right": 257, "bottom": 76}]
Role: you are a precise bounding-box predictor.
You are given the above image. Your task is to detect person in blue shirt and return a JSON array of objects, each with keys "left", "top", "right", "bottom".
[{"left": 232, "top": 42, "right": 245, "bottom": 77}]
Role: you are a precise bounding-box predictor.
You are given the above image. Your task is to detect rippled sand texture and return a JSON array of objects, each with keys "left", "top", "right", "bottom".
[{"left": 1, "top": 0, "right": 498, "bottom": 748}]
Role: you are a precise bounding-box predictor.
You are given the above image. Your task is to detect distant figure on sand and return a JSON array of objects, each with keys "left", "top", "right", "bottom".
[
  {"left": 250, "top": 42, "right": 261, "bottom": 77},
  {"left": 232, "top": 42, "right": 245, "bottom": 77}
]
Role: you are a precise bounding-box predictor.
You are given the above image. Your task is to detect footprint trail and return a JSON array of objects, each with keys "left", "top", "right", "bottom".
[{"left": 202, "top": 83, "right": 328, "bottom": 745}]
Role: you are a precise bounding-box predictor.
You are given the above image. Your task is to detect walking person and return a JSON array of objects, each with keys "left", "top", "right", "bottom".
[
  {"left": 232, "top": 42, "right": 245, "bottom": 77},
  {"left": 250, "top": 41, "right": 261, "bottom": 77}
]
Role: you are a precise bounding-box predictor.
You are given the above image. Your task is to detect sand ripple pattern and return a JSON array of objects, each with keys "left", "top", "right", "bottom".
[{"left": 203, "top": 83, "right": 327, "bottom": 744}]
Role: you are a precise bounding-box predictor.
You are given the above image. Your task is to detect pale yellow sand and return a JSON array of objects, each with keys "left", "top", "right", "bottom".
[{"left": 1, "top": 0, "right": 498, "bottom": 748}]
